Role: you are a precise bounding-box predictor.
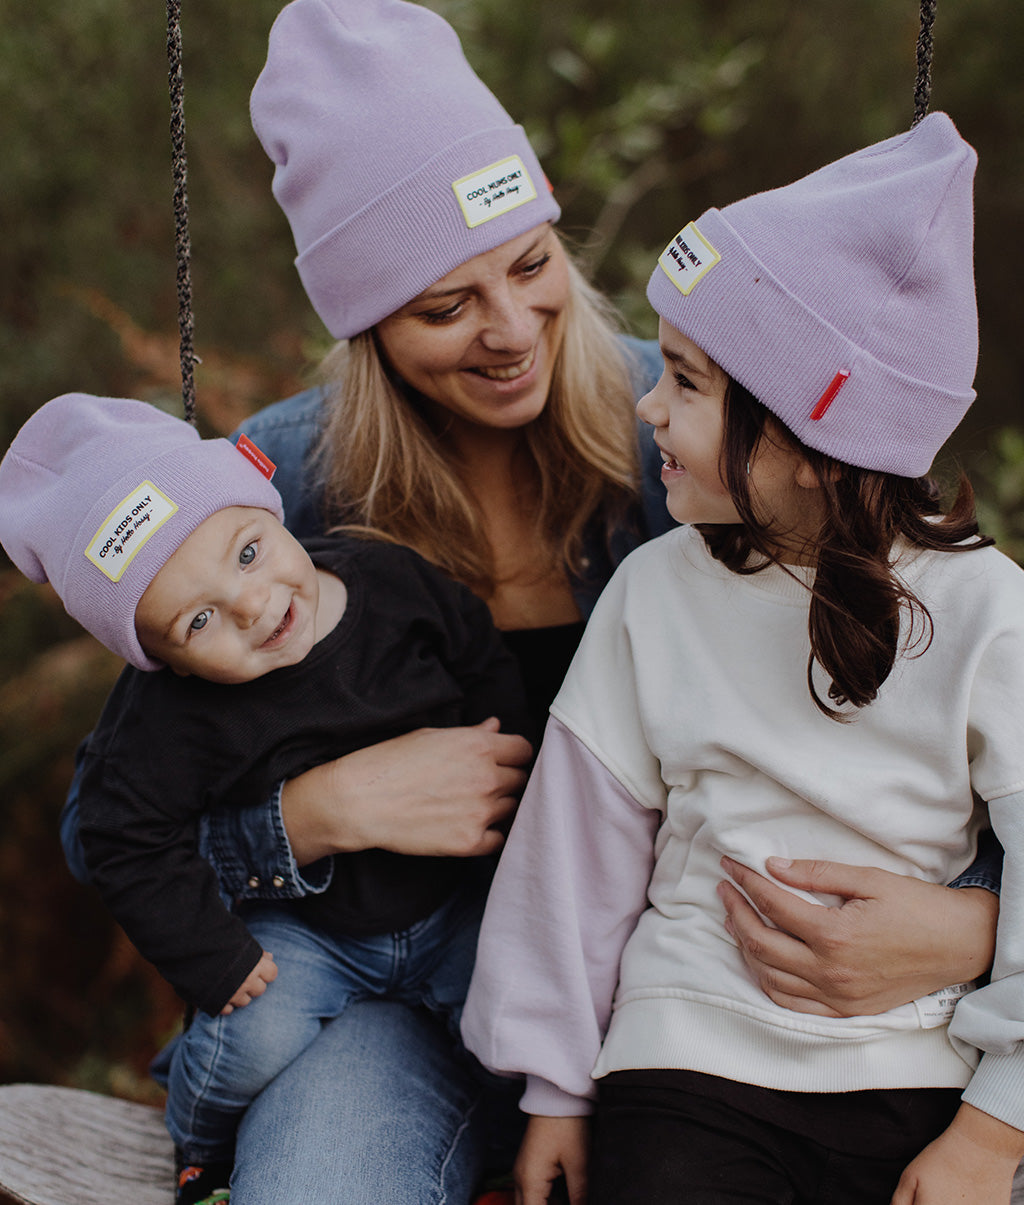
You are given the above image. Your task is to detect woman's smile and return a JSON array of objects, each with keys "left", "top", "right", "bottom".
[{"left": 468, "top": 345, "right": 537, "bottom": 383}]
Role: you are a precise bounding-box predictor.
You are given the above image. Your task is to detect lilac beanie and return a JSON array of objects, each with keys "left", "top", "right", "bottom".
[
  {"left": 647, "top": 112, "right": 978, "bottom": 477},
  {"left": 0, "top": 395, "right": 284, "bottom": 671},
  {"left": 250, "top": 0, "right": 561, "bottom": 340}
]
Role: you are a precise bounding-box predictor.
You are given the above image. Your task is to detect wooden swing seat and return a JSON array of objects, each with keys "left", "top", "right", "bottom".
[
  {"left": 0, "top": 1081, "right": 1022, "bottom": 1204},
  {"left": 0, "top": 1084, "right": 172, "bottom": 1205},
  {"left": 0, "top": 1083, "right": 518, "bottom": 1205}
]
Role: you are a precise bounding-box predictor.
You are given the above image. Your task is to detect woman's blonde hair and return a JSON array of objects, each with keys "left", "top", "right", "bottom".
[{"left": 312, "top": 249, "right": 640, "bottom": 598}]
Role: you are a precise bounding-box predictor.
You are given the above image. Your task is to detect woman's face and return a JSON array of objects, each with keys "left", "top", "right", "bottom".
[{"left": 374, "top": 225, "right": 570, "bottom": 437}]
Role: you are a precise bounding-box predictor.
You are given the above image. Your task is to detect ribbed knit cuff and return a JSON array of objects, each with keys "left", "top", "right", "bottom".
[
  {"left": 961, "top": 1051, "right": 1024, "bottom": 1132},
  {"left": 520, "top": 1075, "right": 594, "bottom": 1117}
]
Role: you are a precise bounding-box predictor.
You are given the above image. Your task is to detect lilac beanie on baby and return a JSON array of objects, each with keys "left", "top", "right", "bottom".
[
  {"left": 0, "top": 395, "right": 284, "bottom": 671},
  {"left": 647, "top": 112, "right": 978, "bottom": 477},
  {"left": 250, "top": 0, "right": 561, "bottom": 340}
]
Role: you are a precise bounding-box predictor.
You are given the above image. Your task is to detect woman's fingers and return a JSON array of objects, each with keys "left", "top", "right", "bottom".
[
  {"left": 718, "top": 879, "right": 842, "bottom": 1015},
  {"left": 719, "top": 856, "right": 835, "bottom": 941},
  {"left": 283, "top": 720, "right": 533, "bottom": 860},
  {"left": 719, "top": 855, "right": 998, "bottom": 1015}
]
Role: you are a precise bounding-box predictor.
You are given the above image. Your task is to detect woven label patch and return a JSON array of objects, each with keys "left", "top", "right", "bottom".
[
  {"left": 912, "top": 980, "right": 974, "bottom": 1029},
  {"left": 657, "top": 221, "right": 720, "bottom": 295},
  {"left": 453, "top": 156, "right": 537, "bottom": 229},
  {"left": 85, "top": 481, "right": 178, "bottom": 582}
]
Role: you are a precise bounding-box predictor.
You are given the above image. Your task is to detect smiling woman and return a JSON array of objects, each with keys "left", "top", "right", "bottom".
[
  {"left": 313, "top": 226, "right": 637, "bottom": 625},
  {"left": 317, "top": 229, "right": 629, "bottom": 631}
]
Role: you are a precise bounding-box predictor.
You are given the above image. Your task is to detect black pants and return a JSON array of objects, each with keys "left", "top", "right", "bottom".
[{"left": 589, "top": 1070, "right": 962, "bottom": 1205}]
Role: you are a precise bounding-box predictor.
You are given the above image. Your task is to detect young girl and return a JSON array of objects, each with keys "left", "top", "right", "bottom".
[{"left": 461, "top": 112, "right": 1024, "bottom": 1205}]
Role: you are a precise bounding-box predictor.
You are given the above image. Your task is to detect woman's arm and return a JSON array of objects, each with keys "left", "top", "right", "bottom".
[
  {"left": 718, "top": 855, "right": 999, "bottom": 1017},
  {"left": 220, "top": 719, "right": 532, "bottom": 900},
  {"left": 65, "top": 719, "right": 531, "bottom": 902}
]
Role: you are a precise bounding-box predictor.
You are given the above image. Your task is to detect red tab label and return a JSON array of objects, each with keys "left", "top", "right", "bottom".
[{"left": 235, "top": 433, "right": 277, "bottom": 481}]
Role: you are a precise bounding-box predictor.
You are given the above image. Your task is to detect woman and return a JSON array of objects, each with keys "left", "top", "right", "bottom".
[{"left": 62, "top": 1, "right": 999, "bottom": 1201}]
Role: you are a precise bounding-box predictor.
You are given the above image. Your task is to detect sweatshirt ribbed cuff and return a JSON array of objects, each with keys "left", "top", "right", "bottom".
[
  {"left": 520, "top": 1075, "right": 594, "bottom": 1117},
  {"left": 961, "top": 1051, "right": 1024, "bottom": 1132}
]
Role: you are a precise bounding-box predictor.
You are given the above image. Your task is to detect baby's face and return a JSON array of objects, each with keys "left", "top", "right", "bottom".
[{"left": 135, "top": 506, "right": 319, "bottom": 683}]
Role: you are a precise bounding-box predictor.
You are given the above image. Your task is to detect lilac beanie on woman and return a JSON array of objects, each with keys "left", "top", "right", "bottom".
[{"left": 251, "top": 0, "right": 561, "bottom": 340}]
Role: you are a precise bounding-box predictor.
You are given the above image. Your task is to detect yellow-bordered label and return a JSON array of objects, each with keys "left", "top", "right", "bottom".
[
  {"left": 452, "top": 156, "right": 537, "bottom": 229},
  {"left": 657, "top": 221, "right": 720, "bottom": 295},
  {"left": 84, "top": 481, "right": 178, "bottom": 582}
]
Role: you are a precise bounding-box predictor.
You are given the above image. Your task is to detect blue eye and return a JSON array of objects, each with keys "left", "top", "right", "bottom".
[
  {"left": 189, "top": 610, "right": 211, "bottom": 633},
  {"left": 239, "top": 542, "right": 257, "bottom": 566}
]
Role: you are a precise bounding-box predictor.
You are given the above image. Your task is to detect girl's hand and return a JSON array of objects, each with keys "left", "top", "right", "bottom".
[
  {"left": 718, "top": 856, "right": 998, "bottom": 1016},
  {"left": 281, "top": 718, "right": 532, "bottom": 865},
  {"left": 221, "top": 950, "right": 278, "bottom": 1015},
  {"left": 514, "top": 1115, "right": 589, "bottom": 1205},
  {"left": 890, "top": 1104, "right": 1024, "bottom": 1204}
]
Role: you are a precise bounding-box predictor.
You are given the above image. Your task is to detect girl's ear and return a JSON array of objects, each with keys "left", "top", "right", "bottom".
[
  {"left": 794, "top": 459, "right": 820, "bottom": 490},
  {"left": 794, "top": 457, "right": 840, "bottom": 490}
]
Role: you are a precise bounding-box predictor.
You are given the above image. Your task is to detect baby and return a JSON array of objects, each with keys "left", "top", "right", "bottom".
[{"left": 0, "top": 393, "right": 531, "bottom": 1205}]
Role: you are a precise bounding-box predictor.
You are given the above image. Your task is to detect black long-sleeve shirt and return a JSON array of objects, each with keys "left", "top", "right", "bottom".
[{"left": 78, "top": 534, "right": 531, "bottom": 1016}]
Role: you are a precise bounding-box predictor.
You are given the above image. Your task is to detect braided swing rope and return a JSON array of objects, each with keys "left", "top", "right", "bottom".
[
  {"left": 912, "top": 0, "right": 937, "bottom": 127},
  {"left": 166, "top": 0, "right": 197, "bottom": 426}
]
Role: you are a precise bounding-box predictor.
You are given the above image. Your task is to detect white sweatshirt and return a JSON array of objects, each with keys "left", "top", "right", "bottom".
[{"left": 462, "top": 525, "right": 1024, "bottom": 1132}]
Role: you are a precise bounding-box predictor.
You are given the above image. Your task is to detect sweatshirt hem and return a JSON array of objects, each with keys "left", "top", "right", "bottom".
[{"left": 593, "top": 995, "right": 976, "bottom": 1093}]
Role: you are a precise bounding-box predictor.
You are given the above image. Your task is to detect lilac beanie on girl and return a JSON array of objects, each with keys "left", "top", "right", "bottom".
[
  {"left": 647, "top": 112, "right": 978, "bottom": 477},
  {"left": 250, "top": 0, "right": 561, "bottom": 340},
  {"left": 0, "top": 395, "right": 284, "bottom": 671}
]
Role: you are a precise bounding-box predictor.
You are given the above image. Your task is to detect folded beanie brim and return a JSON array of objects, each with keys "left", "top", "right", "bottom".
[
  {"left": 647, "top": 207, "right": 976, "bottom": 478},
  {"left": 294, "top": 125, "right": 559, "bottom": 338}
]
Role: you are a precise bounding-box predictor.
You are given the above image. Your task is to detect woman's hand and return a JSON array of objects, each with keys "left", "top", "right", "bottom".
[
  {"left": 514, "top": 1115, "right": 589, "bottom": 1205},
  {"left": 281, "top": 717, "right": 532, "bottom": 865},
  {"left": 890, "top": 1104, "right": 1024, "bottom": 1204},
  {"left": 718, "top": 856, "right": 998, "bottom": 1017}
]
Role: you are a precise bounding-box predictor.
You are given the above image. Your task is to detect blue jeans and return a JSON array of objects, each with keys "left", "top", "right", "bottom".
[
  {"left": 164, "top": 881, "right": 518, "bottom": 1200},
  {"left": 231, "top": 997, "right": 520, "bottom": 1204}
]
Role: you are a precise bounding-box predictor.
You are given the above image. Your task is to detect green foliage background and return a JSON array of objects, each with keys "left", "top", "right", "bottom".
[{"left": 1, "top": 0, "right": 1022, "bottom": 1095}]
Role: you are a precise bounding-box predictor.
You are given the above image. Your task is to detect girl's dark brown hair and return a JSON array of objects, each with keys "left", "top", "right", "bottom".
[{"left": 698, "top": 380, "right": 993, "bottom": 720}]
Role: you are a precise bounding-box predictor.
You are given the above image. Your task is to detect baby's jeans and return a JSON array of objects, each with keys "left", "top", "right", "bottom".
[{"left": 164, "top": 883, "right": 484, "bottom": 1164}]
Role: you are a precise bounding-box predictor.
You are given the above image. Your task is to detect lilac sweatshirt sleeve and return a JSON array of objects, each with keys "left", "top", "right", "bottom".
[{"left": 461, "top": 715, "right": 659, "bottom": 1116}]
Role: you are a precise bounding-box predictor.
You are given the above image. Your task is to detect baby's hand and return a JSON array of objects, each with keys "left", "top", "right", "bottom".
[{"left": 220, "top": 951, "right": 278, "bottom": 1015}]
